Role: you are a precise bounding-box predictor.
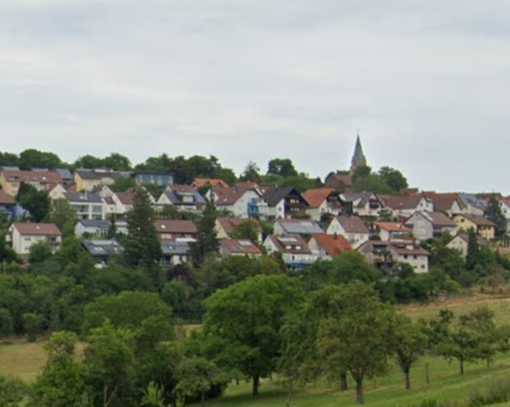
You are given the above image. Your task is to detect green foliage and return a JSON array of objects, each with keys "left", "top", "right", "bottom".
[
  {"left": 240, "top": 161, "right": 261, "bottom": 183},
  {"left": 267, "top": 158, "right": 298, "bottom": 177},
  {"left": 0, "top": 308, "right": 13, "bottom": 337},
  {"left": 469, "top": 378, "right": 510, "bottom": 406},
  {"left": 352, "top": 165, "right": 408, "bottom": 194},
  {"left": 110, "top": 176, "right": 137, "bottom": 192},
  {"left": 203, "top": 275, "right": 304, "bottom": 397},
  {"left": 0, "top": 235, "right": 18, "bottom": 264},
  {"left": 18, "top": 149, "right": 63, "bottom": 170},
  {"left": 48, "top": 199, "right": 76, "bottom": 233},
  {"left": 466, "top": 229, "right": 480, "bottom": 271},
  {"left": 141, "top": 382, "right": 166, "bottom": 407},
  {"left": 0, "top": 376, "right": 27, "bottom": 407},
  {"left": 16, "top": 183, "right": 50, "bottom": 222},
  {"left": 74, "top": 153, "right": 132, "bottom": 171},
  {"left": 23, "top": 312, "right": 43, "bottom": 342},
  {"left": 29, "top": 241, "right": 53, "bottom": 264},
  {"left": 230, "top": 219, "right": 260, "bottom": 242},
  {"left": 190, "top": 202, "right": 219, "bottom": 266},
  {"left": 484, "top": 196, "right": 507, "bottom": 239}
]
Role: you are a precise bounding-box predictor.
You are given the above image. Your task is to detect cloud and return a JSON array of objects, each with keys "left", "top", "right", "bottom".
[{"left": 1, "top": 0, "right": 510, "bottom": 192}]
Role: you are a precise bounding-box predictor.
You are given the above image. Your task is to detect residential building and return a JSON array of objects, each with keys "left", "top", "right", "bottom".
[
  {"left": 340, "top": 192, "right": 385, "bottom": 217},
  {"left": 193, "top": 178, "right": 229, "bottom": 189},
  {"left": 405, "top": 211, "right": 458, "bottom": 241},
  {"left": 74, "top": 169, "right": 129, "bottom": 192},
  {"left": 359, "top": 240, "right": 429, "bottom": 273},
  {"left": 153, "top": 220, "right": 198, "bottom": 242},
  {"left": 0, "top": 170, "right": 62, "bottom": 196},
  {"left": 219, "top": 239, "right": 262, "bottom": 258},
  {"left": 161, "top": 241, "right": 191, "bottom": 267},
  {"left": 273, "top": 219, "right": 324, "bottom": 240},
  {"left": 308, "top": 234, "right": 352, "bottom": 260},
  {"left": 82, "top": 239, "right": 123, "bottom": 266},
  {"left": 421, "top": 192, "right": 467, "bottom": 216},
  {"left": 8, "top": 223, "right": 62, "bottom": 255},
  {"left": 135, "top": 172, "right": 174, "bottom": 187},
  {"left": 302, "top": 187, "right": 343, "bottom": 221},
  {"left": 375, "top": 222, "right": 413, "bottom": 242},
  {"left": 65, "top": 192, "right": 106, "bottom": 220},
  {"left": 453, "top": 214, "right": 495, "bottom": 240},
  {"left": 324, "top": 172, "right": 353, "bottom": 192},
  {"left": 379, "top": 195, "right": 434, "bottom": 218},
  {"left": 326, "top": 216, "right": 370, "bottom": 249},
  {"left": 215, "top": 217, "right": 263, "bottom": 242},
  {"left": 157, "top": 185, "right": 206, "bottom": 213},
  {"left": 263, "top": 234, "right": 318, "bottom": 271},
  {"left": 262, "top": 187, "right": 309, "bottom": 219},
  {"left": 446, "top": 233, "right": 489, "bottom": 258},
  {"left": 458, "top": 193, "right": 487, "bottom": 216},
  {"left": 209, "top": 185, "right": 262, "bottom": 218},
  {"left": 0, "top": 190, "right": 18, "bottom": 219},
  {"left": 75, "top": 219, "right": 111, "bottom": 238}
]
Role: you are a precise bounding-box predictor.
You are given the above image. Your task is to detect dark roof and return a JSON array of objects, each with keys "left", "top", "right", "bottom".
[
  {"left": 78, "top": 219, "right": 110, "bottom": 229},
  {"left": 457, "top": 214, "right": 495, "bottom": 227},
  {"left": 64, "top": 192, "right": 103, "bottom": 204},
  {"left": 161, "top": 241, "right": 190, "bottom": 255},
  {"left": 333, "top": 216, "right": 369, "bottom": 234},
  {"left": 380, "top": 195, "right": 428, "bottom": 210},
  {"left": 76, "top": 169, "right": 125, "bottom": 180},
  {"left": 262, "top": 187, "right": 303, "bottom": 207},
  {"left": 269, "top": 234, "right": 312, "bottom": 255},
  {"left": 83, "top": 240, "right": 123, "bottom": 257},
  {"left": 276, "top": 219, "right": 324, "bottom": 235}
]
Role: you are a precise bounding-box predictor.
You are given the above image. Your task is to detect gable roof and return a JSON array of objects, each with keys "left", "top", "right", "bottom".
[
  {"left": 220, "top": 239, "right": 262, "bottom": 256},
  {"left": 1, "top": 170, "right": 62, "bottom": 186},
  {"left": 116, "top": 191, "right": 136, "bottom": 206},
  {"left": 13, "top": 223, "right": 61, "bottom": 236},
  {"left": 311, "top": 234, "right": 352, "bottom": 257},
  {"left": 268, "top": 234, "right": 312, "bottom": 254},
  {"left": 64, "top": 192, "right": 103, "bottom": 204},
  {"left": 154, "top": 220, "right": 197, "bottom": 234},
  {"left": 376, "top": 222, "right": 412, "bottom": 233},
  {"left": 325, "top": 173, "right": 353, "bottom": 190},
  {"left": 333, "top": 216, "right": 369, "bottom": 234},
  {"left": 302, "top": 187, "right": 336, "bottom": 208},
  {"left": 276, "top": 219, "right": 324, "bottom": 235},
  {"left": 456, "top": 214, "right": 495, "bottom": 227},
  {"left": 380, "top": 195, "right": 428, "bottom": 211},
  {"left": 421, "top": 192, "right": 466, "bottom": 213},
  {"left": 262, "top": 187, "right": 304, "bottom": 207}
]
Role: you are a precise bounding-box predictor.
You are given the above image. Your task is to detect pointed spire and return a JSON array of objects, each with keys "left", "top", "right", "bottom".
[{"left": 351, "top": 132, "right": 367, "bottom": 173}]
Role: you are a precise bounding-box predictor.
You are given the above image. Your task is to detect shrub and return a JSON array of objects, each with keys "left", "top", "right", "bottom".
[{"left": 469, "top": 378, "right": 510, "bottom": 406}]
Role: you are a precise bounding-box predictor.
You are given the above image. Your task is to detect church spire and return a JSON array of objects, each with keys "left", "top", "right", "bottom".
[{"left": 351, "top": 133, "right": 367, "bottom": 173}]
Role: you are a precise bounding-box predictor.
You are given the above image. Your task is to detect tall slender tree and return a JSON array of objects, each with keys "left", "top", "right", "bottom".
[{"left": 190, "top": 202, "right": 219, "bottom": 266}]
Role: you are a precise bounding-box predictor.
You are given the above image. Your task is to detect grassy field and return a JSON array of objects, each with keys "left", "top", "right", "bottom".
[{"left": 2, "top": 293, "right": 510, "bottom": 406}]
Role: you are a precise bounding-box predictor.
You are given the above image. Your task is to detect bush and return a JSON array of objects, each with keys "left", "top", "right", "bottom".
[
  {"left": 22, "top": 312, "right": 43, "bottom": 342},
  {"left": 0, "top": 308, "right": 13, "bottom": 337},
  {"left": 469, "top": 378, "right": 510, "bottom": 406}
]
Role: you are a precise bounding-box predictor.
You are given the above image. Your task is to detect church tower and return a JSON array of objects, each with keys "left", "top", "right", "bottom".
[{"left": 350, "top": 134, "right": 367, "bottom": 173}]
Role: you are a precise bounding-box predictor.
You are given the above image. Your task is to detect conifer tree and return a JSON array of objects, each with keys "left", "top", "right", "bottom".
[
  {"left": 466, "top": 228, "right": 479, "bottom": 270},
  {"left": 190, "top": 202, "right": 219, "bottom": 266},
  {"left": 485, "top": 196, "right": 507, "bottom": 239}
]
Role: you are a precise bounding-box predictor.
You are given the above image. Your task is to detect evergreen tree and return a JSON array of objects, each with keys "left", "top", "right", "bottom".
[
  {"left": 466, "top": 228, "right": 480, "bottom": 270},
  {"left": 124, "top": 189, "right": 162, "bottom": 270},
  {"left": 485, "top": 196, "right": 507, "bottom": 239},
  {"left": 190, "top": 202, "right": 219, "bottom": 266}
]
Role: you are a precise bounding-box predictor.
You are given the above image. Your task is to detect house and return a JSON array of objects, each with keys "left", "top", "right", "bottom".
[
  {"left": 0, "top": 190, "right": 18, "bottom": 219},
  {"left": 302, "top": 188, "right": 343, "bottom": 221},
  {"left": 453, "top": 214, "right": 495, "bottom": 240},
  {"left": 82, "top": 239, "right": 123, "bottom": 266},
  {"left": 209, "top": 185, "right": 262, "bottom": 218},
  {"left": 161, "top": 241, "right": 191, "bottom": 267},
  {"left": 379, "top": 195, "right": 433, "bottom": 218},
  {"left": 64, "top": 192, "right": 106, "bottom": 220},
  {"left": 263, "top": 235, "right": 318, "bottom": 270},
  {"left": 215, "top": 217, "right": 263, "bottom": 242},
  {"left": 134, "top": 172, "right": 174, "bottom": 187},
  {"left": 458, "top": 193, "right": 487, "bottom": 216},
  {"left": 49, "top": 184, "right": 68, "bottom": 201},
  {"left": 75, "top": 169, "right": 127, "bottom": 192},
  {"left": 219, "top": 239, "right": 262, "bottom": 258},
  {"left": 326, "top": 216, "right": 370, "bottom": 249},
  {"left": 324, "top": 172, "right": 353, "bottom": 192},
  {"left": 153, "top": 220, "right": 198, "bottom": 242},
  {"left": 0, "top": 170, "right": 63, "bottom": 196},
  {"left": 109, "top": 191, "right": 141, "bottom": 216},
  {"left": 262, "top": 187, "right": 309, "bottom": 219},
  {"left": 374, "top": 222, "right": 413, "bottom": 242},
  {"left": 274, "top": 219, "right": 324, "bottom": 240},
  {"left": 308, "top": 234, "right": 352, "bottom": 260},
  {"left": 157, "top": 185, "right": 206, "bottom": 213},
  {"left": 340, "top": 192, "right": 385, "bottom": 217},
  {"left": 446, "top": 233, "right": 489, "bottom": 258},
  {"left": 75, "top": 219, "right": 111, "bottom": 238},
  {"left": 193, "top": 178, "right": 229, "bottom": 189},
  {"left": 55, "top": 168, "right": 74, "bottom": 188},
  {"left": 404, "top": 211, "right": 458, "bottom": 241},
  {"left": 8, "top": 223, "right": 62, "bottom": 255},
  {"left": 421, "top": 192, "right": 466, "bottom": 216},
  {"left": 359, "top": 240, "right": 429, "bottom": 273}
]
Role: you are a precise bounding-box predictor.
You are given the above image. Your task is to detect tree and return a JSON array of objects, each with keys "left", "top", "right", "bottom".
[
  {"left": 0, "top": 308, "right": 13, "bottom": 337},
  {"left": 29, "top": 241, "right": 53, "bottom": 264},
  {"left": 0, "top": 235, "right": 18, "bottom": 265},
  {"left": 230, "top": 220, "right": 260, "bottom": 242},
  {"left": 16, "top": 183, "right": 50, "bottom": 222},
  {"left": 378, "top": 167, "right": 408, "bottom": 193},
  {"left": 18, "top": 149, "right": 63, "bottom": 170},
  {"left": 203, "top": 275, "right": 304, "bottom": 397},
  {"left": 175, "top": 357, "right": 224, "bottom": 407},
  {"left": 390, "top": 314, "right": 427, "bottom": 390},
  {"left": 102, "top": 153, "right": 132, "bottom": 171},
  {"left": 466, "top": 228, "right": 480, "bottom": 270},
  {"left": 240, "top": 161, "right": 261, "bottom": 183},
  {"left": 48, "top": 199, "right": 76, "bottom": 235},
  {"left": 267, "top": 159, "right": 298, "bottom": 177},
  {"left": 141, "top": 382, "right": 166, "bottom": 407},
  {"left": 315, "top": 283, "right": 395, "bottom": 404},
  {"left": 190, "top": 202, "right": 219, "bottom": 266},
  {"left": 0, "top": 376, "right": 27, "bottom": 407},
  {"left": 111, "top": 177, "right": 137, "bottom": 192},
  {"left": 124, "top": 189, "right": 162, "bottom": 280},
  {"left": 485, "top": 196, "right": 507, "bottom": 239},
  {"left": 23, "top": 312, "right": 43, "bottom": 342}
]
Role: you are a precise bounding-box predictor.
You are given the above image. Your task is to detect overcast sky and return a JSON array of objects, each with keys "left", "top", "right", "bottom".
[{"left": 1, "top": 1, "right": 510, "bottom": 193}]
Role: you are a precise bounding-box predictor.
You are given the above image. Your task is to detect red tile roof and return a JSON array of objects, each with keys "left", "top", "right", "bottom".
[
  {"left": 380, "top": 195, "right": 428, "bottom": 210},
  {"left": 421, "top": 192, "right": 466, "bottom": 212},
  {"left": 13, "top": 223, "right": 61, "bottom": 236},
  {"left": 1, "top": 170, "right": 62, "bottom": 186},
  {"left": 217, "top": 217, "right": 261, "bottom": 236},
  {"left": 193, "top": 178, "right": 229, "bottom": 189},
  {"left": 154, "top": 220, "right": 197, "bottom": 234},
  {"left": 311, "top": 234, "right": 352, "bottom": 257},
  {"left": 116, "top": 191, "right": 136, "bottom": 205},
  {"left": 220, "top": 239, "right": 261, "bottom": 255},
  {"left": 303, "top": 188, "right": 336, "bottom": 208},
  {"left": 376, "top": 222, "right": 412, "bottom": 233}
]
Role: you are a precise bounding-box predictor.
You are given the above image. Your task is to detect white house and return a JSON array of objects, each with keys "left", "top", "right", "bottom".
[
  {"left": 302, "top": 188, "right": 343, "bottom": 221},
  {"left": 209, "top": 185, "right": 262, "bottom": 218},
  {"left": 326, "top": 216, "right": 369, "bottom": 249},
  {"left": 157, "top": 185, "right": 206, "bottom": 213},
  {"left": 263, "top": 235, "right": 318, "bottom": 270},
  {"left": 405, "top": 211, "right": 458, "bottom": 241},
  {"left": 8, "top": 223, "right": 62, "bottom": 255},
  {"left": 380, "top": 195, "right": 434, "bottom": 218},
  {"left": 340, "top": 192, "right": 385, "bottom": 217},
  {"left": 65, "top": 192, "right": 106, "bottom": 220}
]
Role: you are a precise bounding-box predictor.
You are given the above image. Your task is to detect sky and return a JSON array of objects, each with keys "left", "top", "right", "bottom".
[{"left": 1, "top": 1, "right": 510, "bottom": 193}]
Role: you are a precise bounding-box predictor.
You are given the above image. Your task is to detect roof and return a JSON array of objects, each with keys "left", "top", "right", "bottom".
[
  {"left": 217, "top": 217, "right": 245, "bottom": 235},
  {"left": 76, "top": 169, "right": 126, "bottom": 181},
  {"left": 262, "top": 187, "right": 303, "bottom": 207},
  {"left": 269, "top": 234, "right": 312, "bottom": 255},
  {"left": 325, "top": 173, "right": 353, "bottom": 190},
  {"left": 311, "top": 234, "right": 352, "bottom": 257},
  {"left": 1, "top": 170, "right": 62, "bottom": 186},
  {"left": 459, "top": 193, "right": 488, "bottom": 211},
  {"left": 163, "top": 185, "right": 206, "bottom": 205},
  {"left": 78, "top": 219, "right": 110, "bottom": 229},
  {"left": 380, "top": 195, "right": 428, "bottom": 210},
  {"left": 302, "top": 188, "right": 336, "bottom": 208},
  {"left": 390, "top": 242, "right": 429, "bottom": 257},
  {"left": 55, "top": 168, "right": 73, "bottom": 180},
  {"left": 116, "top": 191, "right": 136, "bottom": 206},
  {"left": 212, "top": 186, "right": 245, "bottom": 206},
  {"left": 193, "top": 178, "right": 229, "bottom": 189},
  {"left": 154, "top": 220, "right": 197, "bottom": 234},
  {"left": 276, "top": 219, "right": 324, "bottom": 235},
  {"left": 376, "top": 222, "right": 412, "bottom": 233},
  {"left": 83, "top": 240, "right": 123, "bottom": 257},
  {"left": 64, "top": 192, "right": 103, "bottom": 204},
  {"left": 421, "top": 192, "right": 466, "bottom": 213},
  {"left": 0, "top": 190, "right": 15, "bottom": 205},
  {"left": 220, "top": 239, "right": 262, "bottom": 255},
  {"left": 456, "top": 214, "right": 495, "bottom": 227},
  {"left": 13, "top": 223, "right": 61, "bottom": 236},
  {"left": 333, "top": 216, "right": 369, "bottom": 234},
  {"left": 161, "top": 241, "right": 190, "bottom": 255}
]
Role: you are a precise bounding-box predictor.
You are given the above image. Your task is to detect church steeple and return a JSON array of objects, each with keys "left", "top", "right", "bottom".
[{"left": 351, "top": 133, "right": 367, "bottom": 173}]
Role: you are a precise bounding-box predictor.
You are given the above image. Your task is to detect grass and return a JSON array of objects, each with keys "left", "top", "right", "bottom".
[{"left": 3, "top": 295, "right": 510, "bottom": 406}]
